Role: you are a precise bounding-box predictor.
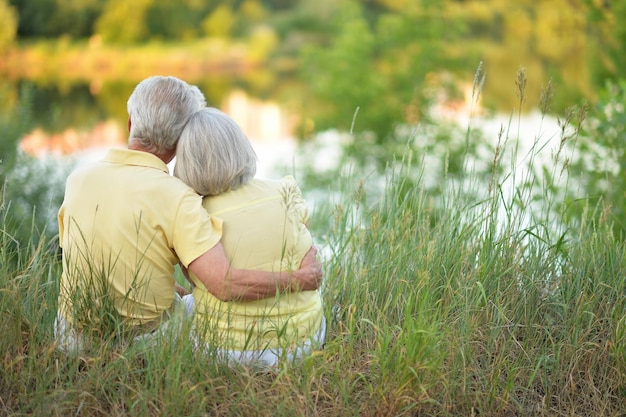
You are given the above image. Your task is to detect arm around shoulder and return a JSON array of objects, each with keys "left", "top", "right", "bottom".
[{"left": 188, "top": 243, "right": 323, "bottom": 301}]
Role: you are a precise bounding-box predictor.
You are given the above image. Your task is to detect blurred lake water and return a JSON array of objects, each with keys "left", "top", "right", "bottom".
[
  {"left": 19, "top": 88, "right": 300, "bottom": 178},
  {"left": 17, "top": 82, "right": 565, "bottom": 193}
]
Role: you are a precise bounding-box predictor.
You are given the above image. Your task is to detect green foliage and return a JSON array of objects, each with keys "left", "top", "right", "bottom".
[
  {"left": 46, "top": 0, "right": 105, "bottom": 38},
  {"left": 0, "top": 0, "right": 17, "bottom": 49},
  {"left": 298, "top": 0, "right": 466, "bottom": 169},
  {"left": 93, "top": 0, "right": 271, "bottom": 44},
  {"left": 0, "top": 83, "right": 32, "bottom": 185},
  {"left": 10, "top": 0, "right": 104, "bottom": 38},
  {"left": 567, "top": 78, "right": 626, "bottom": 238},
  {"left": 3, "top": 152, "right": 71, "bottom": 247},
  {"left": 583, "top": 0, "right": 626, "bottom": 84},
  {"left": 10, "top": 0, "right": 56, "bottom": 37},
  {"left": 292, "top": 63, "right": 490, "bottom": 195},
  {"left": 201, "top": 4, "right": 237, "bottom": 39},
  {"left": 95, "top": 0, "right": 151, "bottom": 44},
  {"left": 299, "top": 2, "right": 379, "bottom": 132},
  {"left": 144, "top": 0, "right": 206, "bottom": 41},
  {"left": 0, "top": 83, "right": 70, "bottom": 255}
]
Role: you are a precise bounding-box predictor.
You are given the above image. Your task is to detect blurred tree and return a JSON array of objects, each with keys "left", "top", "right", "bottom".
[
  {"left": 260, "top": 0, "right": 293, "bottom": 10},
  {"left": 47, "top": 0, "right": 105, "bottom": 38},
  {"left": 572, "top": 0, "right": 622, "bottom": 218},
  {"left": 0, "top": 0, "right": 17, "bottom": 50},
  {"left": 95, "top": 0, "right": 152, "bottom": 43},
  {"left": 268, "top": 0, "right": 335, "bottom": 41},
  {"left": 445, "top": 0, "right": 593, "bottom": 112},
  {"left": 583, "top": 0, "right": 626, "bottom": 84},
  {"left": 238, "top": 0, "right": 271, "bottom": 40},
  {"left": 298, "top": 0, "right": 466, "bottom": 167},
  {"left": 0, "top": 83, "right": 32, "bottom": 192},
  {"left": 9, "top": 0, "right": 55, "bottom": 37},
  {"left": 533, "top": 0, "right": 592, "bottom": 102},
  {"left": 247, "top": 25, "right": 278, "bottom": 62},
  {"left": 299, "top": 2, "right": 381, "bottom": 134},
  {"left": 9, "top": 0, "right": 104, "bottom": 38},
  {"left": 202, "top": 4, "right": 236, "bottom": 38},
  {"left": 567, "top": 79, "right": 626, "bottom": 238},
  {"left": 241, "top": 0, "right": 267, "bottom": 22},
  {"left": 145, "top": 0, "right": 206, "bottom": 40}
]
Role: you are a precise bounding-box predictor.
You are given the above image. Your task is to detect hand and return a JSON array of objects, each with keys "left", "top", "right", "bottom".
[
  {"left": 292, "top": 246, "right": 323, "bottom": 292},
  {"left": 175, "top": 283, "right": 189, "bottom": 297}
]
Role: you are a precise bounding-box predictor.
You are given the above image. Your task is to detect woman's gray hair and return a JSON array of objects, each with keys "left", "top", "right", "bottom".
[
  {"left": 127, "top": 76, "right": 206, "bottom": 154},
  {"left": 174, "top": 107, "right": 257, "bottom": 196}
]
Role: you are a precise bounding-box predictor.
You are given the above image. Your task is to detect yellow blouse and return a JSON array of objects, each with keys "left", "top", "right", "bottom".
[{"left": 190, "top": 176, "right": 323, "bottom": 351}]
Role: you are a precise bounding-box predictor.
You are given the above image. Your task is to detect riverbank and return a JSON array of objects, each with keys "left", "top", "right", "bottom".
[
  {"left": 2, "top": 126, "right": 625, "bottom": 415},
  {"left": 0, "top": 37, "right": 266, "bottom": 86}
]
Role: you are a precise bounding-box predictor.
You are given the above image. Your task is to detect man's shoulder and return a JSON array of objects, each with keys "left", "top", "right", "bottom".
[
  {"left": 157, "top": 172, "right": 197, "bottom": 196},
  {"left": 65, "top": 159, "right": 107, "bottom": 184}
]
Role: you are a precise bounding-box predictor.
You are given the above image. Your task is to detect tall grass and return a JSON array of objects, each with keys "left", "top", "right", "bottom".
[{"left": 3, "top": 72, "right": 626, "bottom": 416}]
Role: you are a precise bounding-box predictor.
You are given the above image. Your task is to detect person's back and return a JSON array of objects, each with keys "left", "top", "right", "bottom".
[
  {"left": 56, "top": 76, "right": 219, "bottom": 351},
  {"left": 58, "top": 149, "right": 214, "bottom": 329},
  {"left": 190, "top": 176, "right": 323, "bottom": 352},
  {"left": 56, "top": 77, "right": 324, "bottom": 354},
  {"left": 174, "top": 107, "right": 326, "bottom": 365}
]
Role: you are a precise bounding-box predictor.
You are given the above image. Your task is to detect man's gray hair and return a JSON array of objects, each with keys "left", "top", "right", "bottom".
[
  {"left": 127, "top": 76, "right": 206, "bottom": 154},
  {"left": 174, "top": 107, "right": 257, "bottom": 196}
]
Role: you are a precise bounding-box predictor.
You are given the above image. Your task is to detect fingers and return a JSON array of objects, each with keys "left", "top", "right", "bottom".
[
  {"left": 307, "top": 246, "right": 323, "bottom": 290},
  {"left": 305, "top": 245, "right": 318, "bottom": 261},
  {"left": 300, "top": 245, "right": 318, "bottom": 268},
  {"left": 294, "top": 245, "right": 323, "bottom": 292}
]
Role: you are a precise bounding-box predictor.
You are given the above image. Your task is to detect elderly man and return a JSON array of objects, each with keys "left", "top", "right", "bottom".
[{"left": 54, "top": 76, "right": 322, "bottom": 352}]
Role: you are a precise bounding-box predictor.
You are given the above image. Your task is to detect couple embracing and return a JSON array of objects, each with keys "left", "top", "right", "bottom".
[{"left": 55, "top": 76, "right": 325, "bottom": 367}]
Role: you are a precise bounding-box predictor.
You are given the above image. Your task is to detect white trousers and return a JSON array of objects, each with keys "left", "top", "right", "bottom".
[
  {"left": 55, "top": 294, "right": 326, "bottom": 367},
  {"left": 54, "top": 294, "right": 194, "bottom": 354},
  {"left": 192, "top": 317, "right": 327, "bottom": 368}
]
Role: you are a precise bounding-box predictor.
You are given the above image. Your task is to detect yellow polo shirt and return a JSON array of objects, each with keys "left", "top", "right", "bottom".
[
  {"left": 190, "top": 177, "right": 323, "bottom": 351},
  {"left": 58, "top": 148, "right": 222, "bottom": 327}
]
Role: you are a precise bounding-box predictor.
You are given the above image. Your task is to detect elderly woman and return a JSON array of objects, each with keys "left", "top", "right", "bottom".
[{"left": 174, "top": 107, "right": 325, "bottom": 366}]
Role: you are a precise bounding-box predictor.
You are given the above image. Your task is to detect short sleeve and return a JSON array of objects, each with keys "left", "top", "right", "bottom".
[{"left": 172, "top": 190, "right": 223, "bottom": 267}]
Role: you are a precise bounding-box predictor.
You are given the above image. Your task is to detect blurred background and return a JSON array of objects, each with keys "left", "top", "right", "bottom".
[
  {"left": 1, "top": 0, "right": 622, "bottom": 151},
  {"left": 1, "top": 0, "right": 625, "bottom": 244}
]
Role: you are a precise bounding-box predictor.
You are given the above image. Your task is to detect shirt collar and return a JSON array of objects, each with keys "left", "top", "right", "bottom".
[{"left": 102, "top": 148, "right": 169, "bottom": 174}]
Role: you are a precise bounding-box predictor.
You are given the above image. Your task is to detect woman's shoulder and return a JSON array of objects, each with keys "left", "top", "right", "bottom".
[
  {"left": 202, "top": 177, "right": 304, "bottom": 211},
  {"left": 245, "top": 176, "right": 301, "bottom": 193}
]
